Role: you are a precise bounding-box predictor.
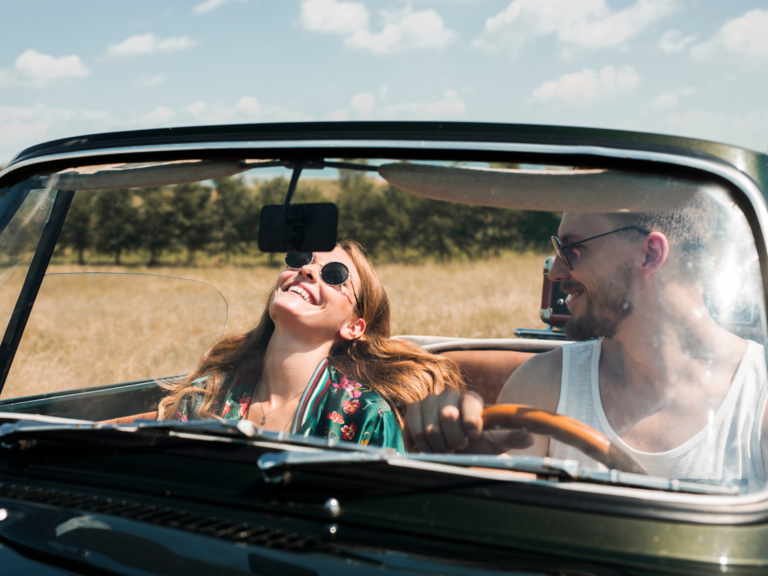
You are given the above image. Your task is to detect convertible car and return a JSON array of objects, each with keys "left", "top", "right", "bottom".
[{"left": 0, "top": 122, "right": 766, "bottom": 575}]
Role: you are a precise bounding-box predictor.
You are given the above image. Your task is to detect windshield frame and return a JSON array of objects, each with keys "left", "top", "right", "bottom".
[{"left": 1, "top": 126, "right": 768, "bottom": 521}]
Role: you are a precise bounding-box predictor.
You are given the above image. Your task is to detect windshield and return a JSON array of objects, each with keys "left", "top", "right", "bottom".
[
  {"left": 0, "top": 155, "right": 765, "bottom": 498},
  {"left": 2, "top": 272, "right": 227, "bottom": 398}
]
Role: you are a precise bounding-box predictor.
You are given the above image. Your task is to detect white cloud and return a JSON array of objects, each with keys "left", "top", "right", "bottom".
[
  {"left": 530, "top": 65, "right": 639, "bottom": 106},
  {"left": 106, "top": 34, "right": 196, "bottom": 58},
  {"left": 0, "top": 104, "right": 109, "bottom": 162},
  {"left": 660, "top": 108, "right": 768, "bottom": 152},
  {"left": 651, "top": 86, "right": 695, "bottom": 111},
  {"left": 658, "top": 29, "right": 696, "bottom": 53},
  {"left": 345, "top": 9, "right": 457, "bottom": 54},
  {"left": 326, "top": 89, "right": 466, "bottom": 120},
  {"left": 194, "top": 0, "right": 245, "bottom": 14},
  {"left": 474, "top": 0, "right": 677, "bottom": 57},
  {"left": 187, "top": 102, "right": 207, "bottom": 117},
  {"left": 299, "top": 0, "right": 369, "bottom": 34},
  {"left": 136, "top": 74, "right": 167, "bottom": 87},
  {"left": 350, "top": 92, "right": 376, "bottom": 118},
  {"left": 236, "top": 96, "right": 262, "bottom": 116},
  {"left": 299, "top": 1, "right": 456, "bottom": 54},
  {"left": 141, "top": 106, "right": 176, "bottom": 124},
  {"left": 0, "top": 50, "right": 90, "bottom": 87},
  {"left": 0, "top": 97, "right": 310, "bottom": 164},
  {"left": 691, "top": 9, "right": 768, "bottom": 61},
  {"left": 325, "top": 108, "right": 349, "bottom": 121},
  {"left": 186, "top": 98, "right": 311, "bottom": 124}
]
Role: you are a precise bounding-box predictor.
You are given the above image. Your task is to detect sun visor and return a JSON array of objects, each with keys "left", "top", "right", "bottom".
[
  {"left": 377, "top": 163, "right": 716, "bottom": 213},
  {"left": 43, "top": 159, "right": 272, "bottom": 191}
]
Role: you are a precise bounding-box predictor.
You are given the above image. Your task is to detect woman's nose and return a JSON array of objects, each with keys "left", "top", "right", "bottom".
[
  {"left": 299, "top": 263, "right": 319, "bottom": 282},
  {"left": 548, "top": 255, "right": 570, "bottom": 282}
]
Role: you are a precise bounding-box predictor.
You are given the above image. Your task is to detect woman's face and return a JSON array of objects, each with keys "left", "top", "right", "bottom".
[{"left": 269, "top": 247, "right": 364, "bottom": 342}]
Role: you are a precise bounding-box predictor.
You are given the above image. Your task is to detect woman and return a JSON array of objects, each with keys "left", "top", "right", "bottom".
[{"left": 158, "top": 240, "right": 463, "bottom": 451}]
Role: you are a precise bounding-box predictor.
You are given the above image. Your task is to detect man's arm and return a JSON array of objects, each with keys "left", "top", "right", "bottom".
[
  {"left": 493, "top": 347, "right": 563, "bottom": 457},
  {"left": 404, "top": 348, "right": 563, "bottom": 454}
]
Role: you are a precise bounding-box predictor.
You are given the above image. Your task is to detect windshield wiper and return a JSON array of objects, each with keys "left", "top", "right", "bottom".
[
  {"left": 0, "top": 418, "right": 740, "bottom": 496},
  {"left": 0, "top": 417, "right": 382, "bottom": 453},
  {"left": 257, "top": 450, "right": 740, "bottom": 496}
]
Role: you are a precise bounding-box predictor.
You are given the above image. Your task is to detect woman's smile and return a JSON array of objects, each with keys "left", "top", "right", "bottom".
[{"left": 287, "top": 283, "right": 317, "bottom": 305}]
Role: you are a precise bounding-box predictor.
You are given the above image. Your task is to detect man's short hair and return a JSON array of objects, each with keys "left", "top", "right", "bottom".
[{"left": 608, "top": 193, "right": 718, "bottom": 282}]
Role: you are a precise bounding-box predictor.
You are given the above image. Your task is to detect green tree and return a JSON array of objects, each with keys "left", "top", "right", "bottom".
[
  {"left": 92, "top": 189, "right": 139, "bottom": 265},
  {"left": 337, "top": 173, "right": 402, "bottom": 259},
  {"left": 211, "top": 176, "right": 257, "bottom": 262},
  {"left": 170, "top": 182, "right": 214, "bottom": 264},
  {"left": 57, "top": 191, "right": 95, "bottom": 265},
  {"left": 335, "top": 169, "right": 558, "bottom": 261},
  {"left": 136, "top": 187, "right": 176, "bottom": 266}
]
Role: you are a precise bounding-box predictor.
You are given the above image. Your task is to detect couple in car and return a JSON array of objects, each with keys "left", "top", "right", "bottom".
[{"left": 160, "top": 193, "right": 768, "bottom": 489}]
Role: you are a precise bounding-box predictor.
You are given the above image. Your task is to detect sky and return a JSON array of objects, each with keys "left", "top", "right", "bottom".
[{"left": 1, "top": 0, "right": 767, "bottom": 164}]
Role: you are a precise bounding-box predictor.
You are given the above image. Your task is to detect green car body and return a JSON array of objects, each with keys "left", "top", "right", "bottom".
[{"left": 0, "top": 121, "right": 766, "bottom": 575}]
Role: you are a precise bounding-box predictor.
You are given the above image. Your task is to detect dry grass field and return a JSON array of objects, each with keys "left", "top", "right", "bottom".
[{"left": 1, "top": 252, "right": 546, "bottom": 399}]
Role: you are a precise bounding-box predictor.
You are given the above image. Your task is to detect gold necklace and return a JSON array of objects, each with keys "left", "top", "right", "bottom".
[{"left": 250, "top": 388, "right": 304, "bottom": 426}]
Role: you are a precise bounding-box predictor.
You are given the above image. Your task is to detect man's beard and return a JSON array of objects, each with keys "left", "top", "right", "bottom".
[{"left": 562, "top": 265, "right": 635, "bottom": 341}]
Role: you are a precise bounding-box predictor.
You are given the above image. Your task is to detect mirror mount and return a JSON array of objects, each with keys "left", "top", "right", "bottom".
[
  {"left": 281, "top": 162, "right": 306, "bottom": 252},
  {"left": 257, "top": 161, "right": 339, "bottom": 253}
]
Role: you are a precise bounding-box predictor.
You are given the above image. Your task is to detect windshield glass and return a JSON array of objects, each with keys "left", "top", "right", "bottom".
[
  {"left": 0, "top": 187, "right": 57, "bottom": 332},
  {"left": 2, "top": 273, "right": 227, "bottom": 398},
  {"left": 0, "top": 155, "right": 765, "bottom": 497}
]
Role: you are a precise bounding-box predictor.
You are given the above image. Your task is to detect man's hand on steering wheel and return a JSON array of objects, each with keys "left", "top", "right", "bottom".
[
  {"left": 404, "top": 389, "right": 648, "bottom": 475},
  {"left": 403, "top": 388, "right": 534, "bottom": 454}
]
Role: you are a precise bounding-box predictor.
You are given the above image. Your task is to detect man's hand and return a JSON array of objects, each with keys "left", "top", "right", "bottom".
[{"left": 403, "top": 388, "right": 534, "bottom": 454}]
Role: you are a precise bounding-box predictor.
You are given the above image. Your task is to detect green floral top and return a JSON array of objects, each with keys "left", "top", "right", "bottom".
[{"left": 172, "top": 358, "right": 406, "bottom": 452}]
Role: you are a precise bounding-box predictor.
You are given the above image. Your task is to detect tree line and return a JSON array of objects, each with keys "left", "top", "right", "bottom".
[{"left": 55, "top": 172, "right": 559, "bottom": 265}]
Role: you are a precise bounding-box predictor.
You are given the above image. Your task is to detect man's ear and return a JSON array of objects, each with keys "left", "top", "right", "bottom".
[
  {"left": 339, "top": 318, "right": 366, "bottom": 341},
  {"left": 641, "top": 231, "right": 669, "bottom": 279}
]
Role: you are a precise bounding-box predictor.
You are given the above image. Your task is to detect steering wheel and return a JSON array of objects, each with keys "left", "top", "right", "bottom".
[{"left": 482, "top": 404, "right": 647, "bottom": 475}]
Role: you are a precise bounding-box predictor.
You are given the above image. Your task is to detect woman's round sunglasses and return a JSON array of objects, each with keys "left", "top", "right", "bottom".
[{"left": 285, "top": 252, "right": 358, "bottom": 303}]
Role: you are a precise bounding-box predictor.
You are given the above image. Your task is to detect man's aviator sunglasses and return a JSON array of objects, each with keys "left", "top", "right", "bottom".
[
  {"left": 551, "top": 226, "right": 650, "bottom": 270},
  {"left": 285, "top": 252, "right": 358, "bottom": 303}
]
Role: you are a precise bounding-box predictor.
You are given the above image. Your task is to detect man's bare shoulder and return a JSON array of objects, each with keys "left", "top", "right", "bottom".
[{"left": 496, "top": 346, "right": 564, "bottom": 412}]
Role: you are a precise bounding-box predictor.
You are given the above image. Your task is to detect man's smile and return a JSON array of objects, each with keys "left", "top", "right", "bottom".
[{"left": 564, "top": 288, "right": 585, "bottom": 305}]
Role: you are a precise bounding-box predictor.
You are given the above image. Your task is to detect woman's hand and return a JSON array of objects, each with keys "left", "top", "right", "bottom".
[{"left": 403, "top": 389, "right": 534, "bottom": 454}]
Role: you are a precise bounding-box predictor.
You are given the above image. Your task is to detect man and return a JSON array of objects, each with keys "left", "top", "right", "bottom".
[{"left": 404, "top": 195, "right": 768, "bottom": 489}]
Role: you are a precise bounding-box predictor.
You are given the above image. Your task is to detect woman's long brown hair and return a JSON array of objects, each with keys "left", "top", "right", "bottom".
[{"left": 157, "top": 240, "right": 464, "bottom": 426}]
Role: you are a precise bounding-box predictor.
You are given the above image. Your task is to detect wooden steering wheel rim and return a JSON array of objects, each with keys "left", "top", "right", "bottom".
[{"left": 482, "top": 404, "right": 647, "bottom": 475}]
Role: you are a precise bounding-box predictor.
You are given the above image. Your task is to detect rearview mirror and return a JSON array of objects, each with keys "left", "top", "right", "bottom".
[{"left": 258, "top": 203, "right": 339, "bottom": 253}]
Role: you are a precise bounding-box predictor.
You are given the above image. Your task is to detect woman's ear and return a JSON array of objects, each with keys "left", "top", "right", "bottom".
[
  {"left": 339, "top": 318, "right": 366, "bottom": 341},
  {"left": 641, "top": 231, "right": 669, "bottom": 279}
]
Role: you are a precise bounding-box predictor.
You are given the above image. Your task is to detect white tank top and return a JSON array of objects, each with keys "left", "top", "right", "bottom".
[{"left": 549, "top": 340, "right": 768, "bottom": 492}]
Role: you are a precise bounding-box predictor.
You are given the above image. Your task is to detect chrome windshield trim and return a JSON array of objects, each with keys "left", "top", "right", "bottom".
[
  {"left": 1, "top": 137, "right": 763, "bottom": 205},
  {"left": 257, "top": 449, "right": 739, "bottom": 496}
]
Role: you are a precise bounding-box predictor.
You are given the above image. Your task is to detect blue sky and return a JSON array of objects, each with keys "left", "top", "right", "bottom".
[{"left": 1, "top": 0, "right": 767, "bottom": 163}]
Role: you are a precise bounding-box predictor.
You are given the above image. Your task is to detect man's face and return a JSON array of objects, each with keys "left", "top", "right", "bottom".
[{"left": 550, "top": 213, "right": 638, "bottom": 341}]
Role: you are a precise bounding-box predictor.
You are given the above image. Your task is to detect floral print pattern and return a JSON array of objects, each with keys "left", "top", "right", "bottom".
[
  {"left": 171, "top": 361, "right": 405, "bottom": 453},
  {"left": 333, "top": 375, "right": 364, "bottom": 398},
  {"left": 343, "top": 399, "right": 360, "bottom": 415},
  {"left": 328, "top": 411, "right": 344, "bottom": 424},
  {"left": 341, "top": 423, "right": 357, "bottom": 440}
]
